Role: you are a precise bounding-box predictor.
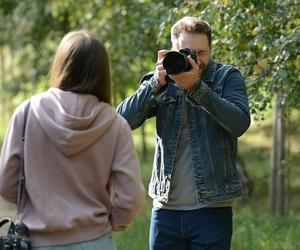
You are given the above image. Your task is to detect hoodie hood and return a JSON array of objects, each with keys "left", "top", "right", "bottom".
[{"left": 31, "top": 88, "right": 116, "bottom": 156}]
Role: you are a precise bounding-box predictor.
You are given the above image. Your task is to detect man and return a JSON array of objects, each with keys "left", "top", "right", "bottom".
[{"left": 117, "top": 16, "right": 250, "bottom": 250}]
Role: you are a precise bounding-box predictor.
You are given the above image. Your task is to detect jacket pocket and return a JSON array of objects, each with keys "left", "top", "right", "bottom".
[{"left": 155, "top": 93, "right": 178, "bottom": 136}]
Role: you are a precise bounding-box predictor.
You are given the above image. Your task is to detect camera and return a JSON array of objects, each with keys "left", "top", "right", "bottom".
[
  {"left": 162, "top": 48, "right": 197, "bottom": 75},
  {"left": 0, "top": 236, "right": 31, "bottom": 250},
  {"left": 0, "top": 219, "right": 31, "bottom": 250}
]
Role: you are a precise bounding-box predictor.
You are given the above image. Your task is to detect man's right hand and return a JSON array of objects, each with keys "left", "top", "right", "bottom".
[{"left": 154, "top": 50, "right": 168, "bottom": 86}]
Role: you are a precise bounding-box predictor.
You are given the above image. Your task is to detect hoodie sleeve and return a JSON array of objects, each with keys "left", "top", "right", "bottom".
[
  {"left": 110, "top": 117, "right": 145, "bottom": 231},
  {"left": 0, "top": 104, "right": 26, "bottom": 204}
]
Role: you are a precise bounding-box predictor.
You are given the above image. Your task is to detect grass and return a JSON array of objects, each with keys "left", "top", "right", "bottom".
[{"left": 232, "top": 202, "right": 300, "bottom": 250}]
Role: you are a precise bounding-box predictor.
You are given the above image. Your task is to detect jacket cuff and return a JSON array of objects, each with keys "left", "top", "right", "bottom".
[{"left": 148, "top": 76, "right": 162, "bottom": 95}]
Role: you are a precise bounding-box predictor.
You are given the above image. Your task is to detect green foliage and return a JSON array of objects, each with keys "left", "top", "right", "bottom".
[
  {"left": 187, "top": 0, "right": 299, "bottom": 118},
  {"left": 1, "top": 0, "right": 299, "bottom": 115}
]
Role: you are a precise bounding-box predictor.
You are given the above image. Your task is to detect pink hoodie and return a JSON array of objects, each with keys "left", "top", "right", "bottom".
[{"left": 0, "top": 88, "right": 144, "bottom": 247}]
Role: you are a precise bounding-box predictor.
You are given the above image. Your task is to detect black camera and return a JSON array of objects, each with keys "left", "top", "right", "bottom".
[
  {"left": 162, "top": 48, "right": 197, "bottom": 75},
  {"left": 0, "top": 218, "right": 31, "bottom": 250},
  {"left": 0, "top": 236, "right": 31, "bottom": 250}
]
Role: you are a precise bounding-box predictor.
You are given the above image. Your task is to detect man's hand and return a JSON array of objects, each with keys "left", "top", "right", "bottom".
[
  {"left": 169, "top": 56, "right": 206, "bottom": 91},
  {"left": 154, "top": 50, "right": 168, "bottom": 87}
]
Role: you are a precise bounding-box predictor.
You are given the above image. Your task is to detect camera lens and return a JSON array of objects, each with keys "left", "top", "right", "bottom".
[
  {"left": 162, "top": 48, "right": 197, "bottom": 75},
  {"left": 162, "top": 51, "right": 187, "bottom": 75}
]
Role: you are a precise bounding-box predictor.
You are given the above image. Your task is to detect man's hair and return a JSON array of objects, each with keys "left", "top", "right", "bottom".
[
  {"left": 50, "top": 30, "right": 112, "bottom": 105},
  {"left": 171, "top": 16, "right": 212, "bottom": 48}
]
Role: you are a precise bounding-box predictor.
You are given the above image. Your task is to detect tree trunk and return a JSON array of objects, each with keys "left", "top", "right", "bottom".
[
  {"left": 0, "top": 46, "right": 5, "bottom": 119},
  {"left": 141, "top": 123, "right": 147, "bottom": 160},
  {"left": 269, "top": 92, "right": 285, "bottom": 215},
  {"left": 286, "top": 116, "right": 291, "bottom": 213},
  {"left": 236, "top": 154, "right": 253, "bottom": 202}
]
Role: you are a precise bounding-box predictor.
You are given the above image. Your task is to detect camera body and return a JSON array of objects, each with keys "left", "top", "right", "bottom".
[
  {"left": 0, "top": 236, "right": 30, "bottom": 250},
  {"left": 162, "top": 48, "right": 197, "bottom": 75},
  {"left": 0, "top": 219, "right": 31, "bottom": 250}
]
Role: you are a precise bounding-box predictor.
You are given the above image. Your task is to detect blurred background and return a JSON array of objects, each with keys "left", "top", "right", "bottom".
[{"left": 0, "top": 0, "right": 299, "bottom": 249}]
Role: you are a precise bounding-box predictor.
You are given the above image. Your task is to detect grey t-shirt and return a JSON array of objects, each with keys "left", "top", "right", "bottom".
[{"left": 153, "top": 98, "right": 233, "bottom": 210}]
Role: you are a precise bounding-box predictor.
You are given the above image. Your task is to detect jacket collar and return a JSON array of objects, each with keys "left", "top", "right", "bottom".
[{"left": 202, "top": 59, "right": 216, "bottom": 83}]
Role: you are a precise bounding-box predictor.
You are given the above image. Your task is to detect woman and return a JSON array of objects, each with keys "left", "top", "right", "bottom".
[{"left": 0, "top": 31, "right": 144, "bottom": 249}]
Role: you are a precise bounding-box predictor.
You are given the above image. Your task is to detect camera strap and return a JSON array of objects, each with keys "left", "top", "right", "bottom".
[
  {"left": 0, "top": 218, "right": 16, "bottom": 236},
  {"left": 0, "top": 218, "right": 11, "bottom": 229},
  {"left": 15, "top": 101, "right": 31, "bottom": 223}
]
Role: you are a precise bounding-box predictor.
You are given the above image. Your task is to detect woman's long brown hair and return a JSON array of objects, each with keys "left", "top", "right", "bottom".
[{"left": 50, "top": 31, "right": 112, "bottom": 105}]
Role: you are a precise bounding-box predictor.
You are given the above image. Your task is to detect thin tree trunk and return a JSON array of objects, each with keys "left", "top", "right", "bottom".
[
  {"left": 286, "top": 116, "right": 291, "bottom": 213},
  {"left": 269, "top": 106, "right": 277, "bottom": 214},
  {"left": 269, "top": 92, "right": 285, "bottom": 215},
  {"left": 141, "top": 123, "right": 147, "bottom": 160},
  {"left": 236, "top": 154, "right": 253, "bottom": 202},
  {"left": 0, "top": 46, "right": 5, "bottom": 119}
]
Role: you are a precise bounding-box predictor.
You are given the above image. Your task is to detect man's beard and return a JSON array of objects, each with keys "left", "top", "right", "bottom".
[{"left": 198, "top": 59, "right": 208, "bottom": 80}]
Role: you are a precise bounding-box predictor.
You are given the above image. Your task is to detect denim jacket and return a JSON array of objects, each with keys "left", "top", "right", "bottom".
[{"left": 117, "top": 59, "right": 251, "bottom": 204}]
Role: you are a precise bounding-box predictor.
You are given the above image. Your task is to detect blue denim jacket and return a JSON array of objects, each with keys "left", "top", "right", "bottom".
[{"left": 117, "top": 59, "right": 250, "bottom": 203}]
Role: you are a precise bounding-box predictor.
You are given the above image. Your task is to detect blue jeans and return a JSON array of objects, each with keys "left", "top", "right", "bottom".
[
  {"left": 149, "top": 207, "right": 232, "bottom": 250},
  {"left": 32, "top": 233, "right": 116, "bottom": 250}
]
